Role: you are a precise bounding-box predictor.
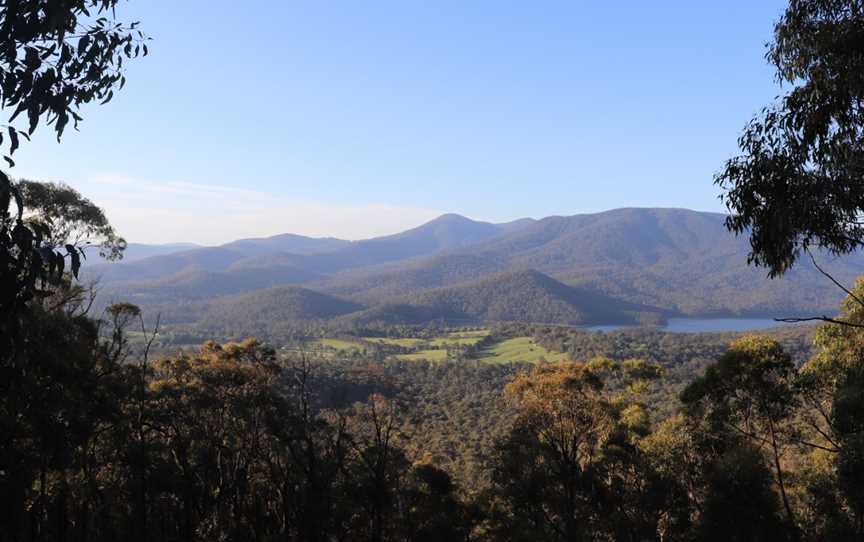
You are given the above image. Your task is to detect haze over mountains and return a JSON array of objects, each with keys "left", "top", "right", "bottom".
[
  {"left": 88, "top": 208, "right": 863, "bottom": 329},
  {"left": 116, "top": 242, "right": 201, "bottom": 262}
]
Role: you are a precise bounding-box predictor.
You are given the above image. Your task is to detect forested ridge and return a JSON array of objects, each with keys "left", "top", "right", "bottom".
[
  {"left": 398, "top": 270, "right": 665, "bottom": 326},
  {"left": 93, "top": 207, "right": 864, "bottom": 327},
  {"left": 117, "top": 268, "right": 668, "bottom": 332},
  {"left": 5, "top": 0, "right": 864, "bottom": 541}
]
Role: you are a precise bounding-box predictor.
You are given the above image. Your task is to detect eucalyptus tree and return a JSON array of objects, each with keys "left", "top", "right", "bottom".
[
  {"left": 716, "top": 0, "right": 864, "bottom": 278},
  {"left": 1, "top": 0, "right": 146, "bottom": 353},
  {"left": 0, "top": 3, "right": 146, "bottom": 540},
  {"left": 682, "top": 336, "right": 800, "bottom": 539}
]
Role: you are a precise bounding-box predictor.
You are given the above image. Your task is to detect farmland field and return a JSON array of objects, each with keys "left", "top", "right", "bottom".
[
  {"left": 394, "top": 349, "right": 449, "bottom": 361},
  {"left": 476, "top": 336, "right": 569, "bottom": 364},
  {"left": 309, "top": 329, "right": 567, "bottom": 365}
]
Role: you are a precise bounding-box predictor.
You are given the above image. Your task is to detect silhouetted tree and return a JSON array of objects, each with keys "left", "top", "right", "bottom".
[
  {"left": 697, "top": 445, "right": 789, "bottom": 542},
  {"left": 716, "top": 0, "right": 864, "bottom": 277},
  {"left": 0, "top": 0, "right": 148, "bottom": 166},
  {"left": 1, "top": 0, "right": 146, "bottom": 355},
  {"left": 18, "top": 179, "right": 126, "bottom": 259}
]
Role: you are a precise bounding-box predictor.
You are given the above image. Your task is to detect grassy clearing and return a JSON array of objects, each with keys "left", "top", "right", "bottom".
[
  {"left": 477, "top": 336, "right": 569, "bottom": 364},
  {"left": 316, "top": 338, "right": 365, "bottom": 351},
  {"left": 395, "top": 349, "right": 448, "bottom": 361},
  {"left": 429, "top": 329, "right": 490, "bottom": 347},
  {"left": 364, "top": 337, "right": 426, "bottom": 347},
  {"left": 363, "top": 329, "right": 490, "bottom": 349},
  {"left": 307, "top": 330, "right": 567, "bottom": 365}
]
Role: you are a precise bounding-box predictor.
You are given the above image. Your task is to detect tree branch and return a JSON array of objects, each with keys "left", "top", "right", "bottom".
[
  {"left": 806, "top": 248, "right": 864, "bottom": 309},
  {"left": 774, "top": 316, "right": 864, "bottom": 328}
]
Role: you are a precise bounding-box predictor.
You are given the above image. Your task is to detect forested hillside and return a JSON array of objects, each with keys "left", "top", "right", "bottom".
[
  {"left": 112, "top": 268, "right": 671, "bottom": 333},
  {"left": 270, "top": 213, "right": 535, "bottom": 275},
  {"left": 88, "top": 213, "right": 529, "bottom": 283},
  {"left": 92, "top": 208, "right": 864, "bottom": 328},
  {"left": 192, "top": 286, "right": 364, "bottom": 338},
  {"left": 402, "top": 269, "right": 665, "bottom": 325},
  {"left": 105, "top": 242, "right": 200, "bottom": 262},
  {"left": 111, "top": 265, "right": 320, "bottom": 302},
  {"left": 320, "top": 208, "right": 864, "bottom": 315}
]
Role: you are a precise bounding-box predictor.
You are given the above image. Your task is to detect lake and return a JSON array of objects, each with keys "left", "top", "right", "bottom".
[{"left": 586, "top": 317, "right": 800, "bottom": 334}]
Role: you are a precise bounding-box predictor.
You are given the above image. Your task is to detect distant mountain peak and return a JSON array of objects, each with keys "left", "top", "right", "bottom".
[
  {"left": 431, "top": 212, "right": 472, "bottom": 222},
  {"left": 409, "top": 213, "right": 488, "bottom": 232}
]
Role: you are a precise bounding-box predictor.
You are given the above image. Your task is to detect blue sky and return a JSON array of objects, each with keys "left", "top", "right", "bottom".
[{"left": 13, "top": 1, "right": 788, "bottom": 244}]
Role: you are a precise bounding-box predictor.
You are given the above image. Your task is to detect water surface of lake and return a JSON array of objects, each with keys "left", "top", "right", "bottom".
[{"left": 586, "top": 318, "right": 799, "bottom": 334}]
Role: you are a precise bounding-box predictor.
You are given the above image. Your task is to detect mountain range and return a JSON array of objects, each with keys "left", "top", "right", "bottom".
[{"left": 87, "top": 208, "right": 864, "bottom": 329}]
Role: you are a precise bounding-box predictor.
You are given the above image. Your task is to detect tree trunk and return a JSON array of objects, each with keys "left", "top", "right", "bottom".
[{"left": 768, "top": 419, "right": 799, "bottom": 542}]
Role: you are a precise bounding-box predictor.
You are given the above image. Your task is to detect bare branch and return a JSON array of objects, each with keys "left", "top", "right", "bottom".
[
  {"left": 806, "top": 248, "right": 864, "bottom": 309},
  {"left": 774, "top": 316, "right": 864, "bottom": 328},
  {"left": 139, "top": 311, "right": 161, "bottom": 368}
]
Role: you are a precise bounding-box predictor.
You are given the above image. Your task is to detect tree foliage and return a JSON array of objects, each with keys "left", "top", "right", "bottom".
[
  {"left": 18, "top": 178, "right": 126, "bottom": 259},
  {"left": 0, "top": 174, "right": 81, "bottom": 359},
  {"left": 0, "top": 0, "right": 148, "bottom": 166},
  {"left": 716, "top": 0, "right": 864, "bottom": 276},
  {"left": 0, "top": 0, "right": 144, "bottom": 359},
  {"left": 487, "top": 360, "right": 662, "bottom": 540}
]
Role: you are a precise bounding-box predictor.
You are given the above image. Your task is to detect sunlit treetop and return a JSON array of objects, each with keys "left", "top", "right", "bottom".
[{"left": 18, "top": 179, "right": 126, "bottom": 259}]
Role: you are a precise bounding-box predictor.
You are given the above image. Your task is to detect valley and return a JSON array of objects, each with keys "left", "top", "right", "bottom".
[{"left": 88, "top": 208, "right": 861, "bottom": 334}]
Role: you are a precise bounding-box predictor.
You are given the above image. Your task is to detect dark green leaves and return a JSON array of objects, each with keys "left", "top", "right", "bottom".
[
  {"left": 7, "top": 126, "right": 18, "bottom": 154},
  {"left": 67, "top": 243, "right": 81, "bottom": 276},
  {"left": 78, "top": 34, "right": 91, "bottom": 54},
  {"left": 18, "top": 179, "right": 126, "bottom": 262},
  {"left": 0, "top": 174, "right": 89, "bottom": 355},
  {"left": 0, "top": 1, "right": 149, "bottom": 161},
  {"left": 715, "top": 0, "right": 864, "bottom": 277}
]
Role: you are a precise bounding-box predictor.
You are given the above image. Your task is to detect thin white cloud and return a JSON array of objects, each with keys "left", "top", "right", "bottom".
[{"left": 76, "top": 175, "right": 443, "bottom": 245}]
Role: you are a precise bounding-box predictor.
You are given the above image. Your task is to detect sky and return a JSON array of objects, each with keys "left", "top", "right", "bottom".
[{"left": 12, "top": 0, "right": 789, "bottom": 245}]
